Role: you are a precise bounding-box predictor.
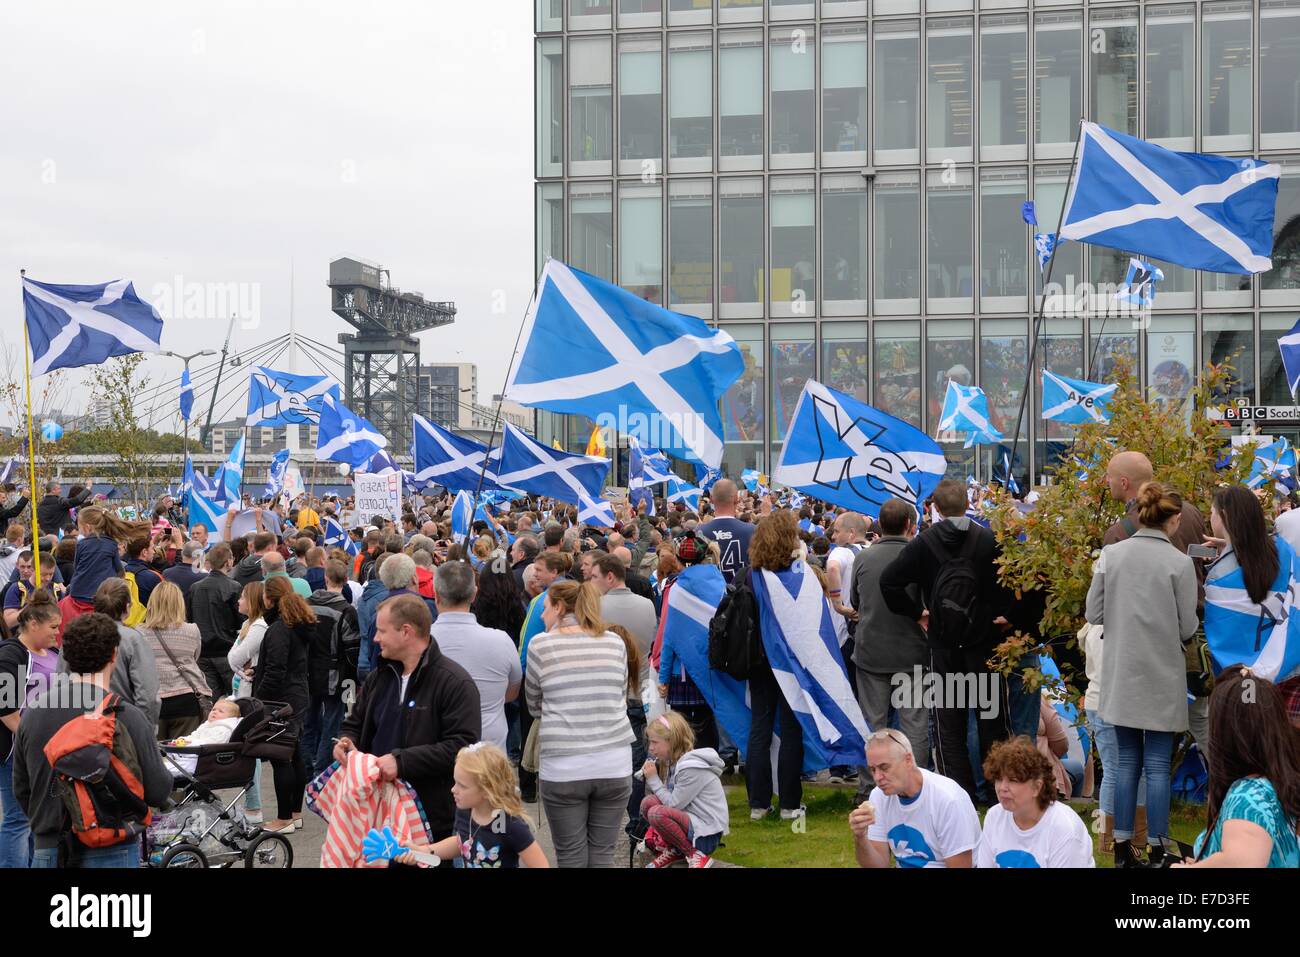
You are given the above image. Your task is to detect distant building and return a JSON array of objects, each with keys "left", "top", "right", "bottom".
[{"left": 206, "top": 419, "right": 317, "bottom": 456}]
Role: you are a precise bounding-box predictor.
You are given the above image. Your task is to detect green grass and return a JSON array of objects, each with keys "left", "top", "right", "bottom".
[{"left": 710, "top": 781, "right": 1207, "bottom": 869}]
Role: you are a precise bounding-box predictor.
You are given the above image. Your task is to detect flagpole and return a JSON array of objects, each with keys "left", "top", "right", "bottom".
[
  {"left": 1006, "top": 118, "right": 1085, "bottom": 490},
  {"left": 19, "top": 269, "right": 44, "bottom": 588}
]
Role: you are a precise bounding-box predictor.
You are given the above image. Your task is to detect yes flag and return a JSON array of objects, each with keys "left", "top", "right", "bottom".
[
  {"left": 494, "top": 422, "right": 615, "bottom": 527},
  {"left": 505, "top": 259, "right": 744, "bottom": 469},
  {"left": 937, "top": 380, "right": 1003, "bottom": 444},
  {"left": 1114, "top": 258, "right": 1164, "bottom": 309},
  {"left": 22, "top": 277, "right": 164, "bottom": 377},
  {"left": 179, "top": 367, "right": 193, "bottom": 422},
  {"left": 1041, "top": 369, "right": 1117, "bottom": 425},
  {"left": 264, "top": 448, "right": 291, "bottom": 499},
  {"left": 1277, "top": 317, "right": 1300, "bottom": 399},
  {"left": 1204, "top": 536, "right": 1300, "bottom": 683},
  {"left": 773, "top": 379, "right": 946, "bottom": 520},
  {"left": 315, "top": 393, "right": 387, "bottom": 468},
  {"left": 246, "top": 367, "right": 340, "bottom": 427},
  {"left": 1060, "top": 122, "right": 1280, "bottom": 274}
]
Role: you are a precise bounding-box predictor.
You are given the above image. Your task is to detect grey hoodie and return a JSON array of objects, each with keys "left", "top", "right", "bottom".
[{"left": 647, "top": 747, "right": 729, "bottom": 839}]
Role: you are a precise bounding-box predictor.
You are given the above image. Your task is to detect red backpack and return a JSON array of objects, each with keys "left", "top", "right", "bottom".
[{"left": 42, "top": 693, "right": 152, "bottom": 847}]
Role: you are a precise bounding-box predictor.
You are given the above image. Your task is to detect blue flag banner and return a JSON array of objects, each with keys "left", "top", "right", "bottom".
[
  {"left": 1060, "top": 122, "right": 1281, "bottom": 274},
  {"left": 751, "top": 562, "right": 870, "bottom": 769},
  {"left": 0, "top": 457, "right": 21, "bottom": 486},
  {"left": 494, "top": 422, "right": 615, "bottom": 527},
  {"left": 1041, "top": 369, "right": 1117, "bottom": 425},
  {"left": 504, "top": 259, "right": 744, "bottom": 469},
  {"left": 628, "top": 437, "right": 674, "bottom": 489},
  {"left": 694, "top": 464, "right": 722, "bottom": 491},
  {"left": 179, "top": 367, "right": 193, "bottom": 422},
  {"left": 21, "top": 276, "right": 164, "bottom": 377},
  {"left": 322, "top": 517, "right": 360, "bottom": 556},
  {"left": 665, "top": 475, "right": 702, "bottom": 512},
  {"left": 1204, "top": 537, "right": 1300, "bottom": 683},
  {"left": 999, "top": 450, "right": 1021, "bottom": 495},
  {"left": 1114, "top": 257, "right": 1164, "bottom": 309},
  {"left": 451, "top": 489, "right": 474, "bottom": 538},
  {"left": 740, "top": 468, "right": 763, "bottom": 493},
  {"left": 1034, "top": 232, "right": 1059, "bottom": 273},
  {"left": 1278, "top": 317, "right": 1300, "bottom": 400},
  {"left": 937, "top": 380, "right": 1003, "bottom": 444},
  {"left": 246, "top": 367, "right": 340, "bottom": 427},
  {"left": 772, "top": 379, "right": 947, "bottom": 520},
  {"left": 219, "top": 435, "right": 245, "bottom": 506},
  {"left": 1021, "top": 200, "right": 1037, "bottom": 226},
  {"left": 315, "top": 393, "right": 388, "bottom": 468},
  {"left": 361, "top": 449, "right": 400, "bottom": 475},
  {"left": 411, "top": 413, "right": 506, "bottom": 493},
  {"left": 264, "top": 448, "right": 291, "bottom": 499},
  {"left": 187, "top": 485, "right": 227, "bottom": 536},
  {"left": 789, "top": 491, "right": 807, "bottom": 509}
]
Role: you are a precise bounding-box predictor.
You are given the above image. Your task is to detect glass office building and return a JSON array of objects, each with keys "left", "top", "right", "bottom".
[{"left": 535, "top": 0, "right": 1300, "bottom": 487}]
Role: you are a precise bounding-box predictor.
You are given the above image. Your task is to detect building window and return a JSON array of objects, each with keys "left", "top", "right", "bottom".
[
  {"left": 536, "top": 39, "right": 564, "bottom": 177},
  {"left": 979, "top": 167, "right": 1028, "bottom": 307},
  {"left": 721, "top": 324, "right": 765, "bottom": 472},
  {"left": 873, "top": 320, "right": 922, "bottom": 427},
  {"left": 1264, "top": 160, "right": 1300, "bottom": 300},
  {"left": 570, "top": 0, "right": 612, "bottom": 29},
  {"left": 821, "top": 173, "right": 868, "bottom": 310},
  {"left": 926, "top": 167, "right": 974, "bottom": 310},
  {"left": 668, "top": 179, "right": 713, "bottom": 310},
  {"left": 1088, "top": 315, "right": 1138, "bottom": 384},
  {"left": 1037, "top": 319, "right": 1084, "bottom": 472},
  {"left": 619, "top": 182, "right": 662, "bottom": 304},
  {"left": 979, "top": 319, "right": 1028, "bottom": 463},
  {"left": 569, "top": 181, "right": 613, "bottom": 280},
  {"left": 669, "top": 0, "right": 712, "bottom": 26},
  {"left": 1147, "top": 315, "right": 1196, "bottom": 414},
  {"left": 979, "top": 15, "right": 1027, "bottom": 159},
  {"left": 771, "top": 323, "right": 816, "bottom": 445},
  {"left": 822, "top": 26, "right": 868, "bottom": 159},
  {"left": 537, "top": 0, "right": 563, "bottom": 32},
  {"left": 927, "top": 319, "right": 976, "bottom": 479},
  {"left": 1203, "top": 1, "right": 1253, "bottom": 146},
  {"left": 1262, "top": 0, "right": 1300, "bottom": 143},
  {"left": 536, "top": 183, "right": 563, "bottom": 276},
  {"left": 1146, "top": 4, "right": 1194, "bottom": 145},
  {"left": 873, "top": 20, "right": 920, "bottom": 161},
  {"left": 822, "top": 321, "right": 870, "bottom": 401},
  {"left": 770, "top": 28, "right": 817, "bottom": 163},
  {"left": 1089, "top": 7, "right": 1138, "bottom": 136},
  {"left": 1203, "top": 314, "right": 1256, "bottom": 403},
  {"left": 770, "top": 176, "right": 816, "bottom": 315},
  {"left": 925, "top": 18, "right": 973, "bottom": 163},
  {"left": 619, "top": 37, "right": 662, "bottom": 170},
  {"left": 720, "top": 177, "right": 764, "bottom": 315},
  {"left": 569, "top": 37, "right": 612, "bottom": 169},
  {"left": 1261, "top": 314, "right": 1300, "bottom": 403},
  {"left": 720, "top": 31, "right": 764, "bottom": 166},
  {"left": 669, "top": 33, "right": 712, "bottom": 162},
  {"left": 1035, "top": 12, "right": 1081, "bottom": 153},
  {"left": 873, "top": 171, "right": 921, "bottom": 312}
]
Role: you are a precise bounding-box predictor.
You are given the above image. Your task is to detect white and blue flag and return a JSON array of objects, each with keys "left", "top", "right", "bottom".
[
  {"left": 315, "top": 393, "right": 388, "bottom": 468},
  {"left": 0, "top": 457, "right": 20, "bottom": 485},
  {"left": 789, "top": 491, "right": 807, "bottom": 509},
  {"left": 628, "top": 438, "right": 674, "bottom": 489},
  {"left": 187, "top": 485, "right": 227, "bottom": 536},
  {"left": 494, "top": 422, "right": 615, "bottom": 527},
  {"left": 999, "top": 450, "right": 1021, "bottom": 495},
  {"left": 1034, "top": 233, "right": 1059, "bottom": 273},
  {"left": 412, "top": 413, "right": 506, "bottom": 493},
  {"left": 1041, "top": 369, "right": 1117, "bottom": 425},
  {"left": 322, "top": 517, "right": 360, "bottom": 556},
  {"left": 361, "top": 449, "right": 400, "bottom": 475},
  {"left": 740, "top": 469, "right": 764, "bottom": 493},
  {"left": 21, "top": 276, "right": 164, "bottom": 377},
  {"left": 246, "top": 367, "right": 340, "bottom": 427},
  {"left": 665, "top": 475, "right": 702, "bottom": 512},
  {"left": 1114, "top": 258, "right": 1164, "bottom": 309},
  {"left": 264, "top": 448, "right": 291, "bottom": 499},
  {"left": 450, "top": 490, "right": 475, "bottom": 539},
  {"left": 773, "top": 379, "right": 947, "bottom": 520},
  {"left": 1060, "top": 122, "right": 1281, "bottom": 275},
  {"left": 1277, "top": 317, "right": 1300, "bottom": 400},
  {"left": 504, "top": 259, "right": 744, "bottom": 469},
  {"left": 179, "top": 367, "right": 194, "bottom": 422},
  {"left": 694, "top": 464, "right": 722, "bottom": 491},
  {"left": 214, "top": 434, "right": 244, "bottom": 505},
  {"left": 1204, "top": 537, "right": 1300, "bottom": 683},
  {"left": 938, "top": 380, "right": 1003, "bottom": 445}
]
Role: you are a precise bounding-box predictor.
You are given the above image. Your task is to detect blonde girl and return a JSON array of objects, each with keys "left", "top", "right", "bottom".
[
  {"left": 67, "top": 506, "right": 149, "bottom": 603},
  {"left": 639, "top": 710, "right": 730, "bottom": 869}
]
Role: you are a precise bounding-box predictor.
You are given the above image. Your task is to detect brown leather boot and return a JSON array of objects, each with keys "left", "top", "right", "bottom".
[
  {"left": 1099, "top": 811, "right": 1114, "bottom": 854},
  {"left": 1133, "top": 806, "right": 1148, "bottom": 849}
]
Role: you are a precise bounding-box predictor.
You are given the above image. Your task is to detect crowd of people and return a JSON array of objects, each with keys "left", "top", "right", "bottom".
[{"left": 0, "top": 456, "right": 1296, "bottom": 870}]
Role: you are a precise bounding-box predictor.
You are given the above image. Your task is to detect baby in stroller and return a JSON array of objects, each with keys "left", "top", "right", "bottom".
[{"left": 164, "top": 698, "right": 242, "bottom": 775}]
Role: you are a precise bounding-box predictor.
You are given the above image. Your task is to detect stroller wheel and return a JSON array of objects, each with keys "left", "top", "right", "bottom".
[
  {"left": 160, "top": 843, "right": 208, "bottom": 868},
  {"left": 244, "top": 832, "right": 294, "bottom": 869}
]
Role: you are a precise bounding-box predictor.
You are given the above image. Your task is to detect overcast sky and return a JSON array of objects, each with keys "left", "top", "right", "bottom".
[{"left": 0, "top": 0, "right": 534, "bottom": 432}]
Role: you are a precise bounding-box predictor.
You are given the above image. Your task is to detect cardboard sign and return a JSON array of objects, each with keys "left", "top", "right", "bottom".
[{"left": 353, "top": 472, "right": 402, "bottom": 523}]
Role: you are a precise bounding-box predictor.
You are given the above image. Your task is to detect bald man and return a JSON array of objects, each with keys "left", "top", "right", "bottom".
[{"left": 698, "top": 478, "right": 754, "bottom": 585}]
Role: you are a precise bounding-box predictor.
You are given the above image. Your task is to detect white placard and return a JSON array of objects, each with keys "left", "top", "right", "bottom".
[{"left": 353, "top": 472, "right": 402, "bottom": 523}]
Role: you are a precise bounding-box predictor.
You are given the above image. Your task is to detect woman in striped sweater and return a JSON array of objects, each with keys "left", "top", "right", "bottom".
[{"left": 526, "top": 579, "right": 636, "bottom": 868}]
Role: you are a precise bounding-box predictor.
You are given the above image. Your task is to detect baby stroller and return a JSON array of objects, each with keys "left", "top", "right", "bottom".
[{"left": 145, "top": 698, "right": 298, "bottom": 869}]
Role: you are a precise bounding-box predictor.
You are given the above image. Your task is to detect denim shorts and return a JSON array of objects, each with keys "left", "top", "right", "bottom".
[{"left": 690, "top": 827, "right": 721, "bottom": 855}]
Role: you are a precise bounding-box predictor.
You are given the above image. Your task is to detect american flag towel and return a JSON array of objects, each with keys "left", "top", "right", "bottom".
[{"left": 308, "top": 751, "right": 433, "bottom": 868}]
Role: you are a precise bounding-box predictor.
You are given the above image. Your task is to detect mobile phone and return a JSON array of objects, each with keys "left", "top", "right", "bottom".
[{"left": 1187, "top": 543, "right": 1218, "bottom": 560}]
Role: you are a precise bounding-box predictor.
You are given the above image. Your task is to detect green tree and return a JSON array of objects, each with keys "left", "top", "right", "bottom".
[{"left": 87, "top": 354, "right": 156, "bottom": 510}]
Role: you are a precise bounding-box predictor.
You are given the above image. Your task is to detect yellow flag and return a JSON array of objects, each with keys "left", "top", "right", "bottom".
[
  {"left": 551, "top": 438, "right": 564, "bottom": 450},
  {"left": 585, "top": 425, "right": 607, "bottom": 458}
]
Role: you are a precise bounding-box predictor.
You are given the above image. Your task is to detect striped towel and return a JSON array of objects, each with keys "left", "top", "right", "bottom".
[{"left": 311, "top": 751, "right": 431, "bottom": 868}]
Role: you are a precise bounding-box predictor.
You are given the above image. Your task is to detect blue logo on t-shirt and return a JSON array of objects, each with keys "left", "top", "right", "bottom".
[
  {"left": 994, "top": 849, "right": 1041, "bottom": 868},
  {"left": 888, "top": 825, "right": 936, "bottom": 868}
]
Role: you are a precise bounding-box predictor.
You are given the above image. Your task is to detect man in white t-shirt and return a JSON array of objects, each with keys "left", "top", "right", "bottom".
[
  {"left": 849, "top": 728, "right": 981, "bottom": 868},
  {"left": 827, "top": 511, "right": 870, "bottom": 640}
]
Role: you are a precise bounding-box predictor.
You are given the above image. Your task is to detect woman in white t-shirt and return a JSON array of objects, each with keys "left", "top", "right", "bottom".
[{"left": 976, "top": 736, "right": 1096, "bottom": 868}]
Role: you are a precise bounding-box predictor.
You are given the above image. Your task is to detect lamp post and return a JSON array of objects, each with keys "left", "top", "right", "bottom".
[{"left": 162, "top": 349, "right": 218, "bottom": 456}]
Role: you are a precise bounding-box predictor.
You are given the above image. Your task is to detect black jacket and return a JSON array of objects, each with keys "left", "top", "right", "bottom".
[
  {"left": 0, "top": 495, "right": 29, "bottom": 527},
  {"left": 36, "top": 489, "right": 91, "bottom": 533},
  {"left": 339, "top": 640, "right": 480, "bottom": 839},
  {"left": 190, "top": 569, "right": 244, "bottom": 657},
  {"left": 253, "top": 607, "right": 312, "bottom": 722},
  {"left": 878, "top": 519, "right": 1009, "bottom": 649},
  {"left": 306, "top": 589, "right": 359, "bottom": 696}
]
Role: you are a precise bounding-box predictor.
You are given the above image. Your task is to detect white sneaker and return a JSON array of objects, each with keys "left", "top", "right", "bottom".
[
  {"left": 749, "top": 807, "right": 770, "bottom": 821},
  {"left": 780, "top": 805, "right": 807, "bottom": 820}
]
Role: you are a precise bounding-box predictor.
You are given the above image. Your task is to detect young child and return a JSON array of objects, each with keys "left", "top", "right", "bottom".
[
  {"left": 396, "top": 743, "right": 548, "bottom": 869},
  {"left": 67, "top": 506, "right": 147, "bottom": 603},
  {"left": 640, "top": 711, "right": 729, "bottom": 869},
  {"left": 164, "top": 698, "right": 243, "bottom": 775}
]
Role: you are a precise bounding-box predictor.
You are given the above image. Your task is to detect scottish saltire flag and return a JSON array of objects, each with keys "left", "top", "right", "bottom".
[
  {"left": 740, "top": 469, "right": 764, "bottom": 493},
  {"left": 1246, "top": 438, "right": 1297, "bottom": 491},
  {"left": 1059, "top": 122, "right": 1281, "bottom": 274},
  {"left": 322, "top": 517, "right": 360, "bottom": 556},
  {"left": 937, "top": 381, "right": 1003, "bottom": 444},
  {"left": 217, "top": 434, "right": 244, "bottom": 505},
  {"left": 187, "top": 485, "right": 227, "bottom": 536},
  {"left": 999, "top": 450, "right": 1021, "bottom": 495},
  {"left": 1034, "top": 233, "right": 1059, "bottom": 273},
  {"left": 179, "top": 367, "right": 194, "bottom": 422},
  {"left": 1278, "top": 318, "right": 1300, "bottom": 399},
  {"left": 494, "top": 422, "right": 615, "bottom": 527},
  {"left": 1204, "top": 537, "right": 1300, "bottom": 683},
  {"left": 694, "top": 464, "right": 722, "bottom": 491},
  {"left": 450, "top": 490, "right": 474, "bottom": 538},
  {"left": 773, "top": 379, "right": 946, "bottom": 520},
  {"left": 1114, "top": 258, "right": 1164, "bottom": 309},
  {"left": 751, "top": 563, "right": 870, "bottom": 769},
  {"left": 504, "top": 259, "right": 744, "bottom": 469},
  {"left": 21, "top": 276, "right": 164, "bottom": 377},
  {"left": 412, "top": 414, "right": 505, "bottom": 493},
  {"left": 361, "top": 449, "right": 400, "bottom": 475},
  {"left": 0, "top": 457, "right": 19, "bottom": 485},
  {"left": 246, "top": 367, "right": 340, "bottom": 427},
  {"left": 628, "top": 438, "right": 673, "bottom": 489},
  {"left": 316, "top": 393, "right": 387, "bottom": 468},
  {"left": 1041, "top": 369, "right": 1117, "bottom": 425},
  {"left": 665, "top": 475, "right": 701, "bottom": 512},
  {"left": 263, "top": 448, "right": 291, "bottom": 498},
  {"left": 789, "top": 491, "right": 807, "bottom": 509}
]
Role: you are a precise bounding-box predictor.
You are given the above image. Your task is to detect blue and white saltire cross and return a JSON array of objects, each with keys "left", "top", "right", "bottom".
[
  {"left": 1204, "top": 536, "right": 1300, "bottom": 683},
  {"left": 263, "top": 448, "right": 291, "bottom": 499},
  {"left": 187, "top": 485, "right": 227, "bottom": 537},
  {"left": 1114, "top": 258, "right": 1164, "bottom": 309},
  {"left": 214, "top": 434, "right": 244, "bottom": 505},
  {"left": 937, "top": 380, "right": 1003, "bottom": 445},
  {"left": 361, "top": 449, "right": 400, "bottom": 475},
  {"left": 628, "top": 437, "right": 674, "bottom": 489},
  {"left": 1034, "top": 233, "right": 1059, "bottom": 273},
  {"left": 694, "top": 464, "right": 722, "bottom": 491},
  {"left": 0, "top": 457, "right": 19, "bottom": 485},
  {"left": 246, "top": 367, "right": 340, "bottom": 427},
  {"left": 1041, "top": 369, "right": 1117, "bottom": 425},
  {"left": 772, "top": 379, "right": 947, "bottom": 520},
  {"left": 504, "top": 259, "right": 745, "bottom": 469},
  {"left": 1000, "top": 450, "right": 1021, "bottom": 495},
  {"left": 179, "top": 367, "right": 194, "bottom": 422},
  {"left": 315, "top": 393, "right": 388, "bottom": 468},
  {"left": 322, "top": 517, "right": 360, "bottom": 556},
  {"left": 1278, "top": 317, "right": 1300, "bottom": 399},
  {"left": 789, "top": 491, "right": 807, "bottom": 509},
  {"left": 665, "top": 475, "right": 702, "bottom": 512},
  {"left": 1060, "top": 122, "right": 1281, "bottom": 275},
  {"left": 494, "top": 422, "right": 616, "bottom": 527},
  {"left": 1246, "top": 438, "right": 1297, "bottom": 492},
  {"left": 751, "top": 562, "right": 871, "bottom": 769},
  {"left": 450, "top": 490, "right": 475, "bottom": 538},
  {"left": 21, "top": 277, "right": 164, "bottom": 377},
  {"left": 740, "top": 469, "right": 763, "bottom": 493},
  {"left": 411, "top": 413, "right": 507, "bottom": 494}
]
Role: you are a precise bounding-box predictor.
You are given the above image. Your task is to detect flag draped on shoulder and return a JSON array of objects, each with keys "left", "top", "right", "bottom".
[
  {"left": 246, "top": 367, "right": 340, "bottom": 427},
  {"left": 22, "top": 276, "right": 164, "bottom": 376},
  {"left": 751, "top": 563, "right": 870, "bottom": 769},
  {"left": 773, "top": 379, "right": 946, "bottom": 519},
  {"left": 1059, "top": 122, "right": 1280, "bottom": 275},
  {"left": 1204, "top": 537, "right": 1300, "bottom": 683},
  {"left": 494, "top": 422, "right": 615, "bottom": 527},
  {"left": 504, "top": 259, "right": 744, "bottom": 469},
  {"left": 316, "top": 393, "right": 387, "bottom": 468},
  {"left": 1041, "top": 369, "right": 1117, "bottom": 424}
]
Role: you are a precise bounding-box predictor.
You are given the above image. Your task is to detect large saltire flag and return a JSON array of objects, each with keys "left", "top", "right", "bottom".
[
  {"left": 664, "top": 475, "right": 702, "bottom": 512},
  {"left": 21, "top": 276, "right": 164, "bottom": 376},
  {"left": 772, "top": 379, "right": 946, "bottom": 520},
  {"left": 504, "top": 259, "right": 744, "bottom": 469},
  {"left": 493, "top": 422, "right": 615, "bottom": 527},
  {"left": 1204, "top": 536, "right": 1300, "bottom": 683},
  {"left": 315, "top": 393, "right": 387, "bottom": 468},
  {"left": 412, "top": 414, "right": 509, "bottom": 494},
  {"left": 246, "top": 367, "right": 340, "bottom": 427},
  {"left": 1041, "top": 369, "right": 1117, "bottom": 425}
]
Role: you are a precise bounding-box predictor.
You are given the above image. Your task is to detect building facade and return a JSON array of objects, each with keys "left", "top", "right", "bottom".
[
  {"left": 535, "top": 0, "right": 1300, "bottom": 486},
  {"left": 418, "top": 362, "right": 479, "bottom": 431},
  {"left": 207, "top": 420, "right": 318, "bottom": 456}
]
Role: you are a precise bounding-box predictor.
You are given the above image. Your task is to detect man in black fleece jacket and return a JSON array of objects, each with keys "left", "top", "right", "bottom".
[
  {"left": 335, "top": 593, "right": 480, "bottom": 843},
  {"left": 878, "top": 478, "right": 1012, "bottom": 802}
]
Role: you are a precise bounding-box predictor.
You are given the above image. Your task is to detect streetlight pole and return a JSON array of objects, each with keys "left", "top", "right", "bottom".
[{"left": 162, "top": 348, "right": 218, "bottom": 459}]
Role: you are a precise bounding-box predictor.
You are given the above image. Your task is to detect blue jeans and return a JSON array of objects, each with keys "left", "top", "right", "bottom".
[
  {"left": 1088, "top": 709, "right": 1145, "bottom": 816},
  {"left": 0, "top": 756, "right": 32, "bottom": 868},
  {"left": 243, "top": 759, "right": 263, "bottom": 813},
  {"left": 691, "top": 827, "right": 721, "bottom": 855},
  {"left": 1113, "top": 726, "right": 1173, "bottom": 843},
  {"left": 357, "top": 635, "right": 376, "bottom": 684},
  {"left": 31, "top": 841, "right": 140, "bottom": 868},
  {"left": 300, "top": 692, "right": 346, "bottom": 777},
  {"left": 1005, "top": 656, "right": 1042, "bottom": 741}
]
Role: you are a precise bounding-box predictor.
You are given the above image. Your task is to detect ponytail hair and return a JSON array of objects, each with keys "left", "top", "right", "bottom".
[
  {"left": 1135, "top": 482, "right": 1183, "bottom": 530},
  {"left": 605, "top": 623, "right": 643, "bottom": 695},
  {"left": 17, "top": 588, "right": 61, "bottom": 629},
  {"left": 77, "top": 505, "right": 149, "bottom": 543},
  {"left": 545, "top": 578, "right": 605, "bottom": 634}
]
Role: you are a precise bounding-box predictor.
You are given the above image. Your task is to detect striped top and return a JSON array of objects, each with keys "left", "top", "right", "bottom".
[{"left": 525, "top": 629, "right": 634, "bottom": 761}]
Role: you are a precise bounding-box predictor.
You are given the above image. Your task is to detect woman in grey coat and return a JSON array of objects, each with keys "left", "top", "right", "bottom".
[{"left": 1086, "top": 481, "right": 1198, "bottom": 867}]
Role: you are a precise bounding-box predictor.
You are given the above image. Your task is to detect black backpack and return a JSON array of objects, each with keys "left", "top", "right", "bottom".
[
  {"left": 922, "top": 530, "right": 986, "bottom": 650},
  {"left": 707, "top": 577, "right": 765, "bottom": 680}
]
